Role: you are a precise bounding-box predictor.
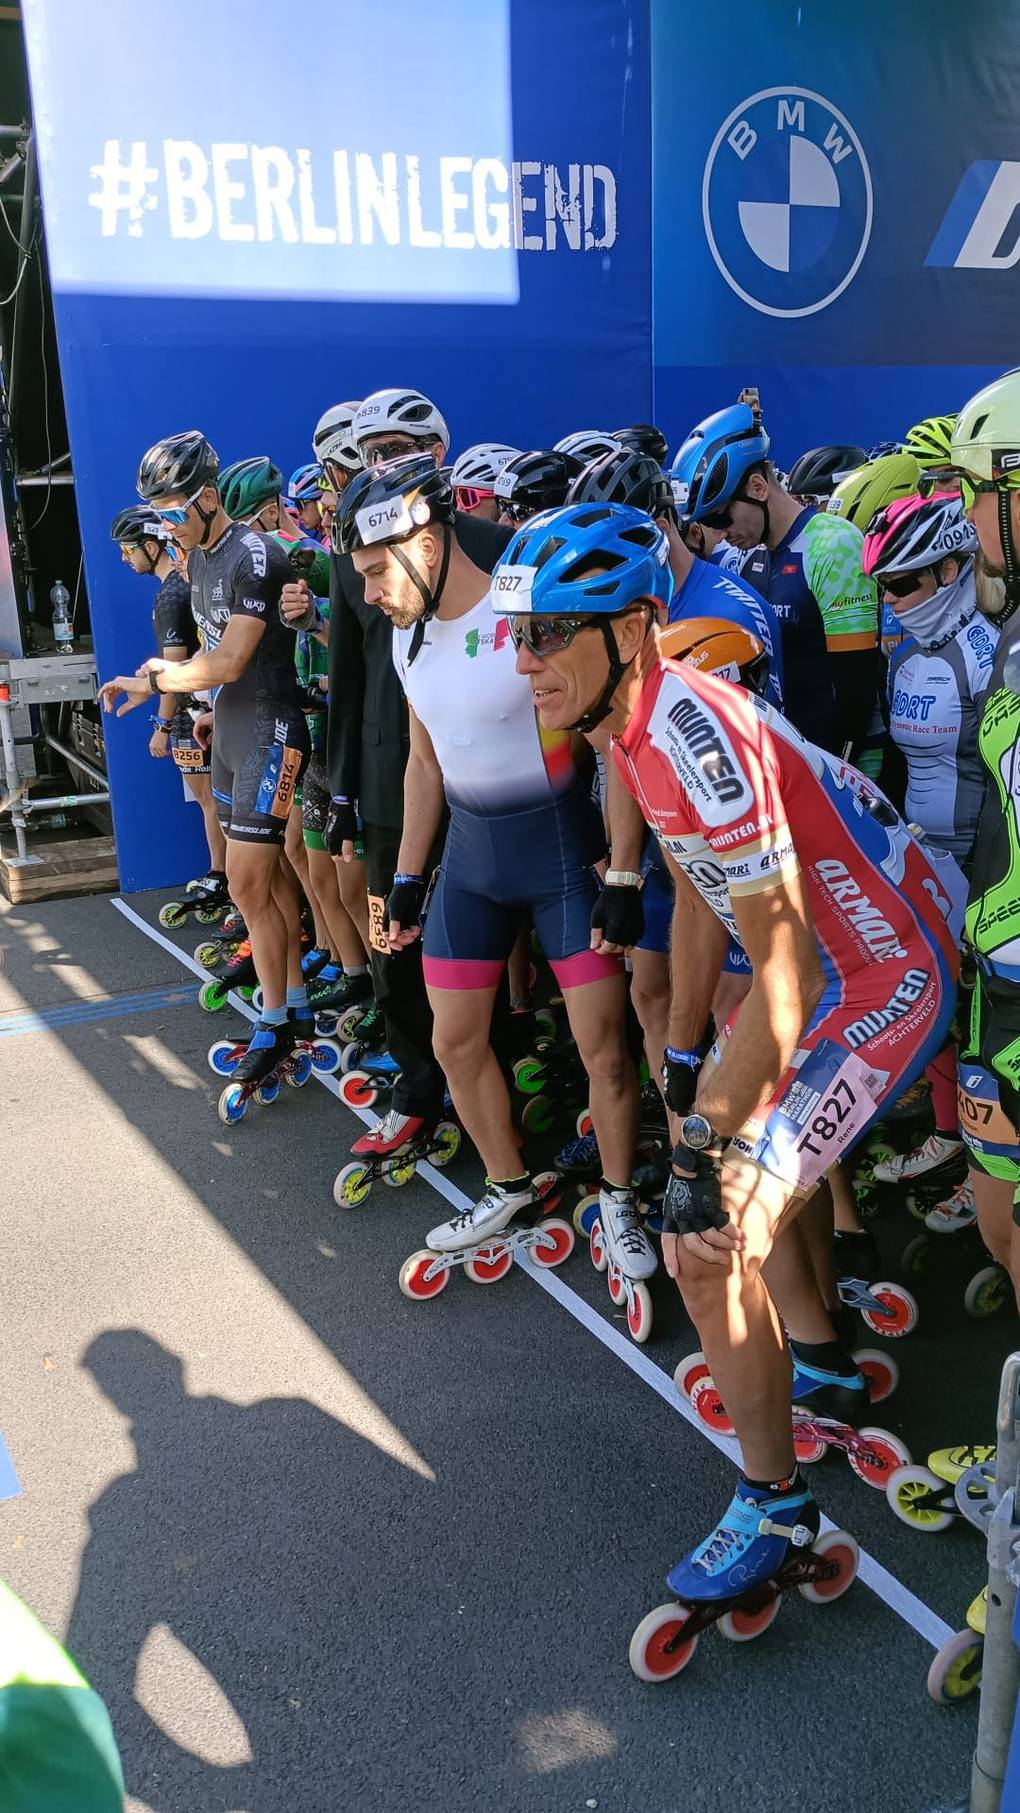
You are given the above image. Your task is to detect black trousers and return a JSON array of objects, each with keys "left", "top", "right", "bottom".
[{"left": 362, "top": 821, "right": 446, "bottom": 1119}]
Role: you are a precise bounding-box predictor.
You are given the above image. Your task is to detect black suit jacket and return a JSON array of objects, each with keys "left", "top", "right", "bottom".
[{"left": 326, "top": 512, "right": 512, "bottom": 829}]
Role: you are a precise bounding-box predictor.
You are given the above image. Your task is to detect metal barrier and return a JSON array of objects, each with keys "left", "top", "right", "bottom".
[{"left": 968, "top": 1352, "right": 1020, "bottom": 1812}]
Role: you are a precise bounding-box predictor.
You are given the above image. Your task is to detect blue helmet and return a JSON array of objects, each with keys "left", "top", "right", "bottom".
[
  {"left": 669, "top": 403, "right": 770, "bottom": 523},
  {"left": 491, "top": 502, "right": 673, "bottom": 620},
  {"left": 287, "top": 461, "right": 322, "bottom": 505}
]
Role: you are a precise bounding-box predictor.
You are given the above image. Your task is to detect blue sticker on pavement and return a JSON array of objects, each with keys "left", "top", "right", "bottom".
[{"left": 0, "top": 1433, "right": 21, "bottom": 1500}]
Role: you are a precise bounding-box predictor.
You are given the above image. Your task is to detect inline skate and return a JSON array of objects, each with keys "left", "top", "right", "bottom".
[
  {"left": 398, "top": 1177, "right": 573, "bottom": 1300},
  {"left": 629, "top": 1476, "right": 858, "bottom": 1682},
  {"left": 198, "top": 938, "right": 259, "bottom": 1012},
  {"left": 158, "top": 869, "right": 231, "bottom": 930},
  {"left": 886, "top": 1443, "right": 996, "bottom": 1534},
  {"left": 334, "top": 1109, "right": 462, "bottom": 1205},
  {"left": 927, "top": 1587, "right": 987, "bottom": 1703}
]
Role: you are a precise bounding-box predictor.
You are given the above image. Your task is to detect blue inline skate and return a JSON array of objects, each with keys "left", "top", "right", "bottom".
[{"left": 630, "top": 1476, "right": 858, "bottom": 1681}]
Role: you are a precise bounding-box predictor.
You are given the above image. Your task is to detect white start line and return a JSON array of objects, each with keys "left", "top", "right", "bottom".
[{"left": 112, "top": 894, "right": 954, "bottom": 1652}]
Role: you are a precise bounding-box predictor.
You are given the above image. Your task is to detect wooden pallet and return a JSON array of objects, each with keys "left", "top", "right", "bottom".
[{"left": 0, "top": 835, "right": 120, "bottom": 904}]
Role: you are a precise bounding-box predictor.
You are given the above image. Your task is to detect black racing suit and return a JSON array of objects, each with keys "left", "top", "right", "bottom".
[
  {"left": 152, "top": 569, "right": 210, "bottom": 776},
  {"left": 189, "top": 523, "right": 309, "bottom": 844}
]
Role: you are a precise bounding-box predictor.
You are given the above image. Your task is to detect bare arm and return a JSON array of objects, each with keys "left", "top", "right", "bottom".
[
  {"left": 387, "top": 706, "right": 446, "bottom": 947},
  {"left": 148, "top": 615, "right": 266, "bottom": 691},
  {"left": 605, "top": 758, "right": 647, "bottom": 874},
  {"left": 662, "top": 848, "right": 730, "bottom": 1052},
  {"left": 694, "top": 868, "right": 826, "bottom": 1138}
]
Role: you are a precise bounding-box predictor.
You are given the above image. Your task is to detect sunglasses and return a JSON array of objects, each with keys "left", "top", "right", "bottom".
[
  {"left": 506, "top": 615, "right": 603, "bottom": 657},
  {"left": 151, "top": 485, "right": 205, "bottom": 524},
  {"left": 454, "top": 485, "right": 494, "bottom": 513},
  {"left": 879, "top": 569, "right": 931, "bottom": 600},
  {"left": 365, "top": 438, "right": 418, "bottom": 465},
  {"left": 321, "top": 458, "right": 351, "bottom": 494}
]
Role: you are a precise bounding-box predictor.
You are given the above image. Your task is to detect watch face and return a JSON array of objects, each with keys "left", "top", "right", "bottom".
[{"left": 681, "top": 1114, "right": 713, "bottom": 1151}]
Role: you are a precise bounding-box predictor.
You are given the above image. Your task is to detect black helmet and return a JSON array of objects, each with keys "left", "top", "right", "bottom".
[
  {"left": 136, "top": 429, "right": 219, "bottom": 503},
  {"left": 786, "top": 444, "right": 868, "bottom": 499},
  {"left": 218, "top": 455, "right": 286, "bottom": 520},
  {"left": 110, "top": 504, "right": 173, "bottom": 545},
  {"left": 613, "top": 423, "right": 670, "bottom": 465},
  {"left": 333, "top": 453, "right": 455, "bottom": 557},
  {"left": 567, "top": 447, "right": 674, "bottom": 519},
  {"left": 493, "top": 450, "right": 584, "bottom": 522}
]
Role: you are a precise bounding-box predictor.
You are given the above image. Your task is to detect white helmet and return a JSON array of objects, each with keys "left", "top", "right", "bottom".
[
  {"left": 353, "top": 389, "right": 450, "bottom": 456},
  {"left": 554, "top": 430, "right": 619, "bottom": 464},
  {"left": 450, "top": 443, "right": 521, "bottom": 490},
  {"left": 312, "top": 401, "right": 362, "bottom": 472}
]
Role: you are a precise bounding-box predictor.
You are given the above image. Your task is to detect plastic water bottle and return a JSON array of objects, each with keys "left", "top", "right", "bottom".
[{"left": 50, "top": 580, "right": 73, "bottom": 654}]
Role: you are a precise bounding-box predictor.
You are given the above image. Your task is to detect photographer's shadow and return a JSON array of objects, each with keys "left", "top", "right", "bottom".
[{"left": 67, "top": 1329, "right": 439, "bottom": 1812}]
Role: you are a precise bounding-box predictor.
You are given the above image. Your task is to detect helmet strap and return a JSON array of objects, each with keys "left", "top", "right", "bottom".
[
  {"left": 997, "top": 488, "right": 1020, "bottom": 623},
  {"left": 195, "top": 496, "right": 218, "bottom": 548},
  {"left": 398, "top": 525, "right": 452, "bottom": 667},
  {"left": 573, "top": 619, "right": 631, "bottom": 734}
]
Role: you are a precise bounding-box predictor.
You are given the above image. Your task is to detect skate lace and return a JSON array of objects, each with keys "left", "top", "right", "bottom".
[
  {"left": 609, "top": 1202, "right": 648, "bottom": 1256},
  {"left": 560, "top": 1133, "right": 599, "bottom": 1167},
  {"left": 695, "top": 1520, "right": 746, "bottom": 1575}
]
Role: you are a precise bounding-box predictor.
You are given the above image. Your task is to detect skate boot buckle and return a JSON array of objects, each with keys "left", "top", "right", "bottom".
[{"left": 757, "top": 1516, "right": 813, "bottom": 1547}]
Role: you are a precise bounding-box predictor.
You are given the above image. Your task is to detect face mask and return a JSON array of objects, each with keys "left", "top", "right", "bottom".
[{"left": 893, "top": 566, "right": 974, "bottom": 649}]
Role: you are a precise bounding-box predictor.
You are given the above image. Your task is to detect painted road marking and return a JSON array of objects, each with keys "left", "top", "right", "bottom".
[
  {"left": 112, "top": 895, "right": 955, "bottom": 1651},
  {"left": 0, "top": 982, "right": 195, "bottom": 1037}
]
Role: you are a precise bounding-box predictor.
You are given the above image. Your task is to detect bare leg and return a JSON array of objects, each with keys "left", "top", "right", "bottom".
[
  {"left": 226, "top": 845, "right": 290, "bottom": 1010},
  {"left": 428, "top": 982, "right": 521, "bottom": 1179},
  {"left": 286, "top": 808, "right": 329, "bottom": 951},
  {"left": 664, "top": 1160, "right": 799, "bottom": 1480},
  {"left": 185, "top": 771, "right": 227, "bottom": 872},
  {"left": 507, "top": 924, "right": 533, "bottom": 1007},
  {"left": 971, "top": 1166, "right": 1020, "bottom": 1307},
  {"left": 335, "top": 852, "right": 371, "bottom": 952},
  {"left": 562, "top": 971, "right": 638, "bottom": 1187},
  {"left": 272, "top": 851, "right": 305, "bottom": 992},
  {"left": 629, "top": 947, "right": 670, "bottom": 1102},
  {"left": 307, "top": 845, "right": 369, "bottom": 971}
]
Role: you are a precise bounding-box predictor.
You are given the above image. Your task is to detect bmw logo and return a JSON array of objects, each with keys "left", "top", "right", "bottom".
[{"left": 702, "top": 87, "right": 873, "bottom": 319}]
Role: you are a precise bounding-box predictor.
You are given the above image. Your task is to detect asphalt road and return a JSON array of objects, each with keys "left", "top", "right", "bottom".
[{"left": 0, "top": 885, "right": 1012, "bottom": 1813}]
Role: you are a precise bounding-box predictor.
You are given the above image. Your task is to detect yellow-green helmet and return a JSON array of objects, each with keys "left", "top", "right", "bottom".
[
  {"left": 902, "top": 414, "right": 957, "bottom": 471},
  {"left": 951, "top": 369, "right": 1020, "bottom": 484},
  {"left": 828, "top": 452, "right": 921, "bottom": 530}
]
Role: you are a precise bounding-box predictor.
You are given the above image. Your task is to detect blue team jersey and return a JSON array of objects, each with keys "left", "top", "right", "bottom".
[{"left": 667, "top": 555, "right": 786, "bottom": 711}]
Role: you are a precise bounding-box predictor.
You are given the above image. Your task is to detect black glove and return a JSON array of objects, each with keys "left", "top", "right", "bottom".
[
  {"left": 324, "top": 798, "right": 358, "bottom": 855},
  {"left": 590, "top": 882, "right": 644, "bottom": 949},
  {"left": 661, "top": 1046, "right": 703, "bottom": 1116},
  {"left": 385, "top": 873, "right": 425, "bottom": 931},
  {"left": 661, "top": 1149, "right": 729, "bottom": 1238}
]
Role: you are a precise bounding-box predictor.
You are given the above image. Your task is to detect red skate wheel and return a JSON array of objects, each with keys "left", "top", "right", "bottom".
[
  {"left": 626, "top": 1282, "right": 653, "bottom": 1345},
  {"left": 628, "top": 1603, "right": 699, "bottom": 1682},
  {"left": 853, "top": 1347, "right": 899, "bottom": 1405},
  {"left": 860, "top": 1282, "right": 918, "bottom": 1338},
  {"left": 589, "top": 1219, "right": 608, "bottom": 1274},
  {"left": 717, "top": 1597, "right": 780, "bottom": 1642},
  {"left": 531, "top": 1217, "right": 574, "bottom": 1268},
  {"left": 465, "top": 1243, "right": 513, "bottom": 1285},
  {"left": 398, "top": 1250, "right": 448, "bottom": 1300},
  {"left": 799, "top": 1530, "right": 859, "bottom": 1603},
  {"left": 793, "top": 1425, "right": 828, "bottom": 1465},
  {"left": 531, "top": 1169, "right": 562, "bottom": 1212},
  {"left": 689, "top": 1374, "right": 735, "bottom": 1435},
  {"left": 340, "top": 1070, "right": 378, "bottom": 1110},
  {"left": 674, "top": 1352, "right": 710, "bottom": 1401},
  {"left": 848, "top": 1427, "right": 911, "bottom": 1489},
  {"left": 606, "top": 1262, "right": 626, "bottom": 1306}
]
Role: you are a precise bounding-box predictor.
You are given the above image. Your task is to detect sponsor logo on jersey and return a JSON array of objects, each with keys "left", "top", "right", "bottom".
[
  {"left": 713, "top": 816, "right": 766, "bottom": 847},
  {"left": 842, "top": 966, "right": 931, "bottom": 1049},
  {"left": 702, "top": 87, "right": 873, "bottom": 318},
  {"left": 211, "top": 580, "right": 224, "bottom": 602},
  {"left": 814, "top": 857, "right": 908, "bottom": 960},
  {"left": 665, "top": 697, "right": 749, "bottom": 806},
  {"left": 892, "top": 689, "right": 937, "bottom": 723},
  {"left": 465, "top": 620, "right": 511, "bottom": 658}
]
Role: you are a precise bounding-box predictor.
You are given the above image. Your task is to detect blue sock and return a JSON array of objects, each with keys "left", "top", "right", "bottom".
[
  {"left": 285, "top": 986, "right": 309, "bottom": 1014},
  {"left": 263, "top": 1003, "right": 288, "bottom": 1027}
]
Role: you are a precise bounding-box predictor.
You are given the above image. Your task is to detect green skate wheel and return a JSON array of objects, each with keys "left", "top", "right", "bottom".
[
  {"left": 964, "top": 1264, "right": 1011, "bottom": 1319},
  {"left": 198, "top": 979, "right": 229, "bottom": 1012},
  {"left": 158, "top": 900, "right": 187, "bottom": 930}
]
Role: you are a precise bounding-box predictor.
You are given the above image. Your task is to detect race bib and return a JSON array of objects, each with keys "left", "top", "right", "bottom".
[
  {"left": 491, "top": 565, "right": 536, "bottom": 610},
  {"left": 733, "top": 1039, "right": 886, "bottom": 1193},
  {"left": 172, "top": 742, "right": 205, "bottom": 771},
  {"left": 367, "top": 891, "right": 391, "bottom": 955}
]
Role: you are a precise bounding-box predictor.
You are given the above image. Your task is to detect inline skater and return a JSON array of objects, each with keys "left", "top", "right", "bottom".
[
  {"left": 494, "top": 450, "right": 584, "bottom": 525},
  {"left": 110, "top": 504, "right": 226, "bottom": 889},
  {"left": 352, "top": 388, "right": 449, "bottom": 468},
  {"left": 786, "top": 445, "right": 867, "bottom": 505},
  {"left": 287, "top": 463, "right": 324, "bottom": 537},
  {"left": 314, "top": 393, "right": 511, "bottom": 1173},
  {"left": 492, "top": 499, "right": 959, "bottom": 1610},
  {"left": 450, "top": 444, "right": 521, "bottom": 521},
  {"left": 859, "top": 492, "right": 994, "bottom": 1207},
  {"left": 672, "top": 401, "right": 880, "bottom": 762},
  {"left": 219, "top": 456, "right": 306, "bottom": 551},
  {"left": 335, "top": 458, "right": 651, "bottom": 1286},
  {"left": 828, "top": 451, "right": 922, "bottom": 535},
  {"left": 313, "top": 401, "right": 363, "bottom": 495},
  {"left": 98, "top": 431, "right": 311, "bottom": 1095},
  {"left": 949, "top": 371, "right": 1020, "bottom": 1298}
]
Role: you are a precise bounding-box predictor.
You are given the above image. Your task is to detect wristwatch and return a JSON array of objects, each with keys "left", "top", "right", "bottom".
[
  {"left": 148, "top": 668, "right": 162, "bottom": 693},
  {"left": 678, "top": 1112, "right": 715, "bottom": 1152}
]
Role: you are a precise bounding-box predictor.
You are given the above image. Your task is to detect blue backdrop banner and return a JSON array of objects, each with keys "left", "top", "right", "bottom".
[
  {"left": 651, "top": 0, "right": 1019, "bottom": 464},
  {"left": 23, "top": 0, "right": 651, "bottom": 889}
]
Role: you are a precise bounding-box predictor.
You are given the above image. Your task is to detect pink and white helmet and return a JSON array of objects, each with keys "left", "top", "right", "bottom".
[{"left": 861, "top": 491, "right": 978, "bottom": 579}]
